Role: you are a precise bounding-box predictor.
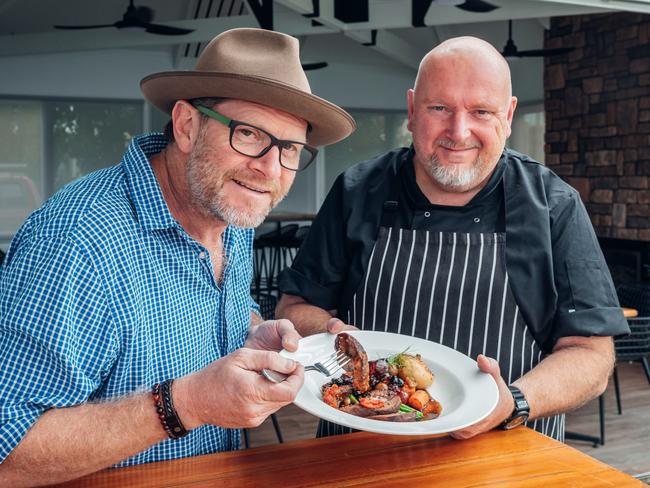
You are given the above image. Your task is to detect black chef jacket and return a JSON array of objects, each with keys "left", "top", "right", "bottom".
[{"left": 279, "top": 147, "right": 629, "bottom": 352}]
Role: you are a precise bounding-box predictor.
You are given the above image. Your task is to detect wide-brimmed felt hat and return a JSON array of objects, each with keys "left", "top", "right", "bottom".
[{"left": 141, "top": 28, "right": 355, "bottom": 146}]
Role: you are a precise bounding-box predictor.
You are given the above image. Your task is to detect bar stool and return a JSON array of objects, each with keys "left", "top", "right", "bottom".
[
  {"left": 252, "top": 224, "right": 299, "bottom": 298},
  {"left": 568, "top": 285, "right": 650, "bottom": 447}
]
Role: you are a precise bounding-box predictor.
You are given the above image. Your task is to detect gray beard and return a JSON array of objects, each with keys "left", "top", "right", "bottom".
[
  {"left": 187, "top": 161, "right": 281, "bottom": 228},
  {"left": 186, "top": 132, "right": 283, "bottom": 228},
  {"left": 425, "top": 154, "right": 485, "bottom": 192},
  {"left": 204, "top": 191, "right": 269, "bottom": 228}
]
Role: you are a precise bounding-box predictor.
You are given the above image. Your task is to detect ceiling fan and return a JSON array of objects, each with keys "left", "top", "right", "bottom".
[
  {"left": 501, "top": 20, "right": 574, "bottom": 59},
  {"left": 54, "top": 0, "right": 194, "bottom": 36},
  {"left": 455, "top": 0, "right": 499, "bottom": 13}
]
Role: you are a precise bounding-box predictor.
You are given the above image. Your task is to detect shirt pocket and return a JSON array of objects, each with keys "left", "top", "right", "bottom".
[{"left": 565, "top": 259, "right": 617, "bottom": 311}]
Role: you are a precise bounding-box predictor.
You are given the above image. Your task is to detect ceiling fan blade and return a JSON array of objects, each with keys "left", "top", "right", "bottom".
[
  {"left": 54, "top": 24, "right": 116, "bottom": 30},
  {"left": 53, "top": 1, "right": 184, "bottom": 35},
  {"left": 133, "top": 6, "right": 154, "bottom": 24},
  {"left": 302, "top": 62, "right": 328, "bottom": 71},
  {"left": 517, "top": 47, "right": 574, "bottom": 57},
  {"left": 143, "top": 23, "right": 194, "bottom": 35},
  {"left": 456, "top": 0, "right": 499, "bottom": 13}
]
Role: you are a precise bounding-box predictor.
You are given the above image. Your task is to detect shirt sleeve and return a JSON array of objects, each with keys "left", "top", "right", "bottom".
[
  {"left": 279, "top": 176, "right": 349, "bottom": 311},
  {"left": 0, "top": 234, "right": 117, "bottom": 463},
  {"left": 549, "top": 191, "right": 630, "bottom": 344}
]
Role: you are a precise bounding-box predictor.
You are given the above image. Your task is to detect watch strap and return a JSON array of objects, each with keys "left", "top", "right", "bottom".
[{"left": 501, "top": 385, "right": 530, "bottom": 429}]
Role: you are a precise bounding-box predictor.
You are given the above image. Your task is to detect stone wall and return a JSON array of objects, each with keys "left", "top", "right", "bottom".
[{"left": 544, "top": 13, "right": 650, "bottom": 241}]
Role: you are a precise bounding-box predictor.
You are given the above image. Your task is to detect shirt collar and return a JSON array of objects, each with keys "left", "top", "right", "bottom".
[{"left": 122, "top": 133, "right": 177, "bottom": 232}]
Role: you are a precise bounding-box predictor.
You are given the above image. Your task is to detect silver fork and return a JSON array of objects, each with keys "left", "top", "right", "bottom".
[{"left": 262, "top": 350, "right": 351, "bottom": 383}]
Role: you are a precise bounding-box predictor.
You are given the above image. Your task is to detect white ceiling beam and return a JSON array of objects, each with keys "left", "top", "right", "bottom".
[
  {"left": 172, "top": 0, "right": 203, "bottom": 66},
  {"left": 535, "top": 0, "right": 650, "bottom": 14},
  {"left": 280, "top": 1, "right": 424, "bottom": 70},
  {"left": 345, "top": 29, "right": 423, "bottom": 70},
  {"left": 274, "top": 0, "right": 314, "bottom": 15}
]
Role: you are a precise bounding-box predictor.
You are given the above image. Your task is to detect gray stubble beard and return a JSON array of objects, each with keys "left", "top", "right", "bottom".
[
  {"left": 424, "top": 154, "right": 487, "bottom": 193},
  {"left": 186, "top": 128, "right": 285, "bottom": 228}
]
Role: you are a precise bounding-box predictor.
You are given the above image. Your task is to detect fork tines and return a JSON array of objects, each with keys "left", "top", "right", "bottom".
[{"left": 320, "top": 350, "right": 351, "bottom": 376}]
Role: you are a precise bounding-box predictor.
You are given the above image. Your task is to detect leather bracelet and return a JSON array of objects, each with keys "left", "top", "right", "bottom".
[{"left": 152, "top": 379, "right": 188, "bottom": 440}]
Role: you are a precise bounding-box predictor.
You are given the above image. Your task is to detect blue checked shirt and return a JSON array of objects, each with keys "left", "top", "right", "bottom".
[{"left": 0, "top": 133, "right": 259, "bottom": 466}]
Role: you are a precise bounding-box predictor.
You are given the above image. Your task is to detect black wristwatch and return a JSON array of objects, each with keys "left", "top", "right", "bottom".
[{"left": 501, "top": 385, "right": 530, "bottom": 430}]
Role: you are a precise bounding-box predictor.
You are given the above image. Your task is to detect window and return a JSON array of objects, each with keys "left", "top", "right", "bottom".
[
  {"left": 50, "top": 101, "right": 142, "bottom": 191},
  {"left": 508, "top": 103, "right": 545, "bottom": 164},
  {"left": 0, "top": 98, "right": 143, "bottom": 250},
  {"left": 322, "top": 110, "right": 410, "bottom": 195}
]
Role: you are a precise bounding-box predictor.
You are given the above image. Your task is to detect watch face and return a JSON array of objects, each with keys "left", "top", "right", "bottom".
[{"left": 503, "top": 414, "right": 528, "bottom": 430}]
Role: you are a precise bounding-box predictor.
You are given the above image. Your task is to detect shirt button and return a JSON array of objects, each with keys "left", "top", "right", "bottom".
[
  {"left": 424, "top": 211, "right": 431, "bottom": 217},
  {"left": 474, "top": 217, "right": 481, "bottom": 223},
  {"left": 198, "top": 251, "right": 207, "bottom": 260}
]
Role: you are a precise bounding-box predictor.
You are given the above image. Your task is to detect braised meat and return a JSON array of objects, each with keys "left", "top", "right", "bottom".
[
  {"left": 339, "top": 388, "right": 401, "bottom": 416},
  {"left": 335, "top": 333, "right": 370, "bottom": 393},
  {"left": 321, "top": 383, "right": 354, "bottom": 409},
  {"left": 368, "top": 412, "right": 419, "bottom": 422}
]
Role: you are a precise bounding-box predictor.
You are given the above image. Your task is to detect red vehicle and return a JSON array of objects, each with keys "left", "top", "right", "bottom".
[{"left": 0, "top": 172, "right": 40, "bottom": 249}]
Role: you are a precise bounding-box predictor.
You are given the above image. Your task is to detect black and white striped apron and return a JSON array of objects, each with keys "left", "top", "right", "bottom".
[{"left": 317, "top": 208, "right": 564, "bottom": 441}]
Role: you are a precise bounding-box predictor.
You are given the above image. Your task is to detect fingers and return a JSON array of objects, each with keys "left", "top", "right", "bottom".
[
  {"left": 449, "top": 416, "right": 494, "bottom": 440},
  {"left": 237, "top": 348, "right": 298, "bottom": 374},
  {"left": 244, "top": 319, "right": 301, "bottom": 352},
  {"left": 269, "top": 364, "right": 305, "bottom": 402},
  {"left": 326, "top": 318, "right": 358, "bottom": 334},
  {"left": 276, "top": 319, "right": 301, "bottom": 352},
  {"left": 449, "top": 430, "right": 472, "bottom": 440},
  {"left": 326, "top": 318, "right": 344, "bottom": 333},
  {"left": 477, "top": 354, "right": 501, "bottom": 378}
]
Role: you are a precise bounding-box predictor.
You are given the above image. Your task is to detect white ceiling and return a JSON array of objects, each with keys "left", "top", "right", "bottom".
[
  {"left": 1, "top": 0, "right": 648, "bottom": 106},
  {"left": 1, "top": 0, "right": 645, "bottom": 59}
]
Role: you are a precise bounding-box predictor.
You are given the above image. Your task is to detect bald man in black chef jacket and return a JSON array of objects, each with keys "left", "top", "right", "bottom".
[{"left": 277, "top": 36, "right": 629, "bottom": 441}]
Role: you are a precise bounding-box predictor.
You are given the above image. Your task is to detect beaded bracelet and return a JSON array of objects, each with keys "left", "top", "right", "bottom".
[{"left": 152, "top": 379, "right": 188, "bottom": 440}]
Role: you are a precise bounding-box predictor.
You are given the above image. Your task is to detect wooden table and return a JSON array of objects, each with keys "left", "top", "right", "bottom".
[{"left": 54, "top": 428, "right": 642, "bottom": 487}]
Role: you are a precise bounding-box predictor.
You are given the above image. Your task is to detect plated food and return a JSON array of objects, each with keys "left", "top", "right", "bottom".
[
  {"left": 321, "top": 333, "right": 442, "bottom": 422},
  {"left": 282, "top": 331, "right": 498, "bottom": 435}
]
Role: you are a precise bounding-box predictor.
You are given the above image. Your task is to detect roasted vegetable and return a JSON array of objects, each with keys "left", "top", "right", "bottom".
[
  {"left": 398, "top": 403, "right": 424, "bottom": 419},
  {"left": 422, "top": 398, "right": 443, "bottom": 417},
  {"left": 392, "top": 353, "right": 434, "bottom": 388},
  {"left": 407, "top": 389, "right": 431, "bottom": 411}
]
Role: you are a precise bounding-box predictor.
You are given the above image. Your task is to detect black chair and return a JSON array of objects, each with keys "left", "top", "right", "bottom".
[
  {"left": 617, "top": 282, "right": 650, "bottom": 316},
  {"left": 255, "top": 293, "right": 278, "bottom": 321},
  {"left": 252, "top": 224, "right": 299, "bottom": 298},
  {"left": 247, "top": 222, "right": 309, "bottom": 448},
  {"left": 614, "top": 282, "right": 650, "bottom": 405},
  {"left": 611, "top": 309, "right": 650, "bottom": 416},
  {"left": 562, "top": 283, "right": 650, "bottom": 447},
  {"left": 590, "top": 282, "right": 650, "bottom": 446}
]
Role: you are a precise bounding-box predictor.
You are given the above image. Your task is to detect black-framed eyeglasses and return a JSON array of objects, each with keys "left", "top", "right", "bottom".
[{"left": 193, "top": 104, "right": 318, "bottom": 172}]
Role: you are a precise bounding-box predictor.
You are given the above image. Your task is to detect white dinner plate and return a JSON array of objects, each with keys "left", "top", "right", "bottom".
[{"left": 280, "top": 331, "right": 499, "bottom": 435}]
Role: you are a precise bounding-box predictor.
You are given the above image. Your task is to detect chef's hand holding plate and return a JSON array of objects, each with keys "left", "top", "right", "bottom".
[
  {"left": 245, "top": 318, "right": 302, "bottom": 352},
  {"left": 325, "top": 317, "right": 359, "bottom": 334},
  {"left": 449, "top": 355, "right": 515, "bottom": 440}
]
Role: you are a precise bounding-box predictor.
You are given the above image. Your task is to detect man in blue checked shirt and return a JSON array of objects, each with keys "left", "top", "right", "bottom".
[{"left": 0, "top": 28, "right": 355, "bottom": 485}]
